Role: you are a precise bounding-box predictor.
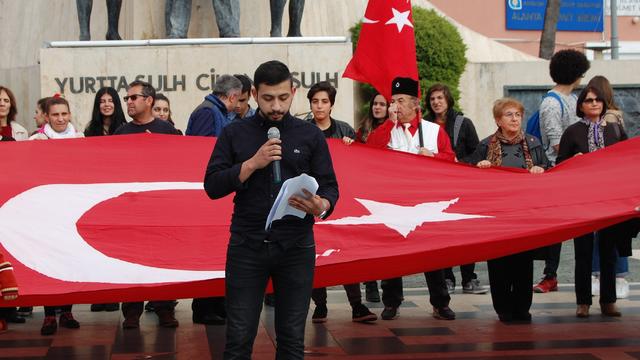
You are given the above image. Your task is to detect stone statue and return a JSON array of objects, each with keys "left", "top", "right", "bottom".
[
  {"left": 270, "top": 0, "right": 305, "bottom": 37},
  {"left": 165, "top": 0, "right": 304, "bottom": 39},
  {"left": 76, "top": 0, "right": 122, "bottom": 41},
  {"left": 165, "top": 0, "right": 240, "bottom": 38}
]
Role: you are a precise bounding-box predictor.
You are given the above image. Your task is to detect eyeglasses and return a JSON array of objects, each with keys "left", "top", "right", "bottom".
[
  {"left": 123, "top": 94, "right": 148, "bottom": 102},
  {"left": 502, "top": 111, "right": 522, "bottom": 119},
  {"left": 582, "top": 97, "right": 603, "bottom": 104}
]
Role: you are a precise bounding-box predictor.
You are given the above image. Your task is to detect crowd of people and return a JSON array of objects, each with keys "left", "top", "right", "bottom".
[{"left": 0, "top": 51, "right": 638, "bottom": 359}]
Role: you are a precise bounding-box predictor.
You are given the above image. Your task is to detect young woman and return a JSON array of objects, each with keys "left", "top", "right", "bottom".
[
  {"left": 356, "top": 92, "right": 388, "bottom": 144},
  {"left": 84, "top": 87, "right": 127, "bottom": 137},
  {"left": 0, "top": 86, "right": 28, "bottom": 141}
]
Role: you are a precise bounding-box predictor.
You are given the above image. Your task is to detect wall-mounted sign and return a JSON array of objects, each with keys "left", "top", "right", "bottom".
[
  {"left": 506, "top": 0, "right": 604, "bottom": 32},
  {"left": 605, "top": 0, "right": 640, "bottom": 16}
]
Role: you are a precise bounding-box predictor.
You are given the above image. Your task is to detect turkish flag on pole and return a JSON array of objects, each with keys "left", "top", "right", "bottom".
[{"left": 343, "top": 0, "right": 419, "bottom": 100}]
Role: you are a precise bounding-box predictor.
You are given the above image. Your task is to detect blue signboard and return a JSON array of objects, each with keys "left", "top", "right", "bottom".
[{"left": 506, "top": 0, "right": 604, "bottom": 32}]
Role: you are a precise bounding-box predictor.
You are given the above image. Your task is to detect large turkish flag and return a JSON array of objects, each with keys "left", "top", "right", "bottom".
[{"left": 0, "top": 134, "right": 639, "bottom": 306}]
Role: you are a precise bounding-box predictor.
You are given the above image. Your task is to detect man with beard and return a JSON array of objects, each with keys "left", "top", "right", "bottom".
[{"left": 204, "top": 60, "right": 338, "bottom": 359}]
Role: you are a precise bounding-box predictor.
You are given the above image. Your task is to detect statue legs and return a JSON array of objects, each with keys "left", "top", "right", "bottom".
[
  {"left": 270, "top": 0, "right": 304, "bottom": 37},
  {"left": 212, "top": 0, "right": 240, "bottom": 37},
  {"left": 166, "top": 0, "right": 192, "bottom": 38},
  {"left": 76, "top": 0, "right": 93, "bottom": 41},
  {"left": 287, "top": 0, "right": 304, "bottom": 37},
  {"left": 106, "top": 0, "right": 122, "bottom": 40},
  {"left": 76, "top": 0, "right": 122, "bottom": 40}
]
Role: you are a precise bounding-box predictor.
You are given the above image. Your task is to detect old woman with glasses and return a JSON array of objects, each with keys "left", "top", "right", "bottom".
[
  {"left": 468, "top": 97, "right": 550, "bottom": 323},
  {"left": 557, "top": 85, "right": 631, "bottom": 318}
]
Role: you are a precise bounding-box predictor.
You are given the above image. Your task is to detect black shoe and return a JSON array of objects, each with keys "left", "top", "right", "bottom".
[
  {"left": 104, "top": 303, "right": 120, "bottom": 312},
  {"left": 365, "top": 282, "right": 381, "bottom": 303},
  {"left": 352, "top": 303, "right": 377, "bottom": 322},
  {"left": 497, "top": 312, "right": 513, "bottom": 322},
  {"left": 40, "top": 316, "right": 57, "bottom": 335},
  {"left": 16, "top": 307, "right": 33, "bottom": 316},
  {"left": 192, "top": 313, "right": 226, "bottom": 325},
  {"left": 59, "top": 312, "right": 80, "bottom": 329},
  {"left": 157, "top": 309, "right": 179, "bottom": 328},
  {"left": 264, "top": 294, "right": 275, "bottom": 307},
  {"left": 381, "top": 306, "right": 399, "bottom": 320},
  {"left": 512, "top": 312, "right": 532, "bottom": 322},
  {"left": 433, "top": 306, "right": 456, "bottom": 320},
  {"left": 312, "top": 305, "right": 328, "bottom": 323},
  {"left": 90, "top": 304, "right": 105, "bottom": 312}
]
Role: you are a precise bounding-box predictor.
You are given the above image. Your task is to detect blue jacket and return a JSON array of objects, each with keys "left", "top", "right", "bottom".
[{"left": 186, "top": 94, "right": 230, "bottom": 137}]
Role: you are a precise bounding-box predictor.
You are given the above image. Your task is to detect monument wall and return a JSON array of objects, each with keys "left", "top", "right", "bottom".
[{"left": 40, "top": 41, "right": 354, "bottom": 132}]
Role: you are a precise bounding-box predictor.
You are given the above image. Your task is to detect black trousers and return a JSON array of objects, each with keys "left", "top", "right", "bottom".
[
  {"left": 381, "top": 270, "right": 450, "bottom": 308},
  {"left": 488, "top": 251, "right": 533, "bottom": 317},
  {"left": 44, "top": 305, "right": 72, "bottom": 317},
  {"left": 444, "top": 263, "right": 477, "bottom": 285},
  {"left": 574, "top": 232, "right": 616, "bottom": 305},
  {"left": 224, "top": 240, "right": 315, "bottom": 360},
  {"left": 192, "top": 296, "right": 226, "bottom": 317},
  {"left": 542, "top": 242, "right": 562, "bottom": 278},
  {"left": 122, "top": 301, "right": 175, "bottom": 317},
  {"left": 312, "top": 283, "right": 361, "bottom": 307}
]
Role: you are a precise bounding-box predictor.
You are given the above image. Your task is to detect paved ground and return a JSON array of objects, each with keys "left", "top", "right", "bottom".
[{"left": 3, "top": 283, "right": 640, "bottom": 359}]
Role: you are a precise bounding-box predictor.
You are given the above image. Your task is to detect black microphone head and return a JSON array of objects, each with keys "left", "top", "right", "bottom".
[{"left": 267, "top": 126, "right": 280, "bottom": 140}]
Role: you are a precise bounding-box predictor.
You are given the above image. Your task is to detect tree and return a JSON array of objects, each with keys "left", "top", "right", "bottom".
[{"left": 539, "top": 0, "right": 560, "bottom": 59}]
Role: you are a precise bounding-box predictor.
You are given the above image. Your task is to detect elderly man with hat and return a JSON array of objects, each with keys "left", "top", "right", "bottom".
[
  {"left": 366, "top": 77, "right": 456, "bottom": 321},
  {"left": 366, "top": 77, "right": 455, "bottom": 160}
]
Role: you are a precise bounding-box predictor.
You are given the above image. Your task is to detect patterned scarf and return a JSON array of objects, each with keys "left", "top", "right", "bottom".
[
  {"left": 486, "top": 129, "right": 534, "bottom": 169},
  {"left": 580, "top": 118, "right": 605, "bottom": 153}
]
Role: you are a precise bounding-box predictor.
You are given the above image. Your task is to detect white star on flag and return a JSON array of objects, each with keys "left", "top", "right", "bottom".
[
  {"left": 319, "top": 198, "right": 492, "bottom": 238},
  {"left": 385, "top": 8, "right": 414, "bottom": 32}
]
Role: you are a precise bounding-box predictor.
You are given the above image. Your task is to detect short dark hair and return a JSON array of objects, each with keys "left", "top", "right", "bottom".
[
  {"left": 45, "top": 97, "right": 70, "bottom": 114},
  {"left": 425, "top": 83, "right": 455, "bottom": 118},
  {"left": 549, "top": 49, "right": 590, "bottom": 85},
  {"left": 234, "top": 74, "right": 253, "bottom": 94},
  {"left": 37, "top": 97, "right": 50, "bottom": 113},
  {"left": 0, "top": 86, "right": 18, "bottom": 122},
  {"left": 253, "top": 60, "right": 292, "bottom": 90},
  {"left": 128, "top": 80, "right": 156, "bottom": 105},
  {"left": 307, "top": 81, "right": 337, "bottom": 106},
  {"left": 576, "top": 85, "right": 607, "bottom": 118}
]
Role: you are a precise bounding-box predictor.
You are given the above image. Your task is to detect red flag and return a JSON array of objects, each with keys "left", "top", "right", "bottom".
[
  {"left": 343, "top": 0, "right": 419, "bottom": 100},
  {"left": 0, "top": 134, "right": 639, "bottom": 306}
]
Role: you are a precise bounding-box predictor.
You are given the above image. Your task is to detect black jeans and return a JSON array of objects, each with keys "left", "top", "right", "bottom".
[
  {"left": 381, "top": 270, "right": 450, "bottom": 309},
  {"left": 224, "top": 239, "right": 315, "bottom": 360},
  {"left": 44, "top": 305, "right": 72, "bottom": 317},
  {"left": 312, "top": 283, "right": 361, "bottom": 307},
  {"left": 488, "top": 251, "right": 533, "bottom": 317},
  {"left": 574, "top": 232, "right": 617, "bottom": 305},
  {"left": 192, "top": 296, "right": 225, "bottom": 317},
  {"left": 122, "top": 301, "right": 175, "bottom": 317},
  {"left": 542, "top": 243, "right": 562, "bottom": 278},
  {"left": 444, "top": 264, "right": 477, "bottom": 285}
]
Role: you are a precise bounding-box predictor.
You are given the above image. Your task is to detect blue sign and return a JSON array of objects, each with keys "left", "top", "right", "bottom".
[{"left": 506, "top": 0, "right": 604, "bottom": 32}]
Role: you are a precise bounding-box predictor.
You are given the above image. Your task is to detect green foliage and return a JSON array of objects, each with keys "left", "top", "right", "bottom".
[{"left": 350, "top": 6, "right": 467, "bottom": 115}]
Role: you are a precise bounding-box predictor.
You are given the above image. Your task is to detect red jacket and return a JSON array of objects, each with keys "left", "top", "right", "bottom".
[{"left": 365, "top": 116, "right": 456, "bottom": 162}]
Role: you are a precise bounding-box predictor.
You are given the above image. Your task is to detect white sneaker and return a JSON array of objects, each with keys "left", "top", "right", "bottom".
[
  {"left": 591, "top": 275, "right": 599, "bottom": 297},
  {"left": 616, "top": 278, "right": 629, "bottom": 299}
]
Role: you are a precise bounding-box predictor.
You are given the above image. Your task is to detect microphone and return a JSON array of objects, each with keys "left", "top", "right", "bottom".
[{"left": 267, "top": 127, "right": 281, "bottom": 184}]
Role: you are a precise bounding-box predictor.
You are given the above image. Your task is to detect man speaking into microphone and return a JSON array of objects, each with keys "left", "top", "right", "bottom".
[{"left": 204, "top": 60, "right": 338, "bottom": 360}]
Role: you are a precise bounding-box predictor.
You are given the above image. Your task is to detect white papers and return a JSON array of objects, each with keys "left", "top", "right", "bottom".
[{"left": 265, "top": 173, "right": 319, "bottom": 230}]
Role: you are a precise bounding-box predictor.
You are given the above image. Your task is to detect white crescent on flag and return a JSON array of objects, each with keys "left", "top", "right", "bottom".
[{"left": 0, "top": 182, "right": 224, "bottom": 284}]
